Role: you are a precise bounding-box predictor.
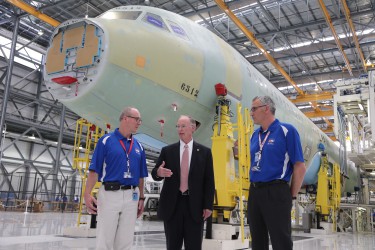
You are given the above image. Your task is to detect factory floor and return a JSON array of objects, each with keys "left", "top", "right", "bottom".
[{"left": 0, "top": 211, "right": 374, "bottom": 249}]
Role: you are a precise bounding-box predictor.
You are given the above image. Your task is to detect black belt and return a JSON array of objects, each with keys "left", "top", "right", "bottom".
[
  {"left": 180, "top": 190, "right": 189, "bottom": 196},
  {"left": 103, "top": 182, "right": 137, "bottom": 191},
  {"left": 120, "top": 185, "right": 137, "bottom": 190},
  {"left": 250, "top": 180, "right": 287, "bottom": 188}
]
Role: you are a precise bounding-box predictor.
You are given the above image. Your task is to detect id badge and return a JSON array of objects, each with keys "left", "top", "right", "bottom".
[
  {"left": 124, "top": 171, "right": 132, "bottom": 178},
  {"left": 252, "top": 164, "right": 261, "bottom": 172},
  {"left": 252, "top": 151, "right": 261, "bottom": 172},
  {"left": 132, "top": 192, "right": 138, "bottom": 201},
  {"left": 254, "top": 151, "right": 261, "bottom": 163}
]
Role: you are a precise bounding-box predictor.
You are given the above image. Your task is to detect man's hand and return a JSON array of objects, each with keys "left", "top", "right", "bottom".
[
  {"left": 157, "top": 161, "right": 173, "bottom": 177},
  {"left": 202, "top": 209, "right": 212, "bottom": 220},
  {"left": 137, "top": 199, "right": 144, "bottom": 218},
  {"left": 84, "top": 193, "right": 97, "bottom": 214}
]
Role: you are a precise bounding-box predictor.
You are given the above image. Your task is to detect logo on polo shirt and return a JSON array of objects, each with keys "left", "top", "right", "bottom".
[
  {"left": 135, "top": 148, "right": 140, "bottom": 154},
  {"left": 268, "top": 138, "right": 275, "bottom": 145}
]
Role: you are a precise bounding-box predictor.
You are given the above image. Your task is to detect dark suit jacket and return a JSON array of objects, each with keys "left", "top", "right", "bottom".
[{"left": 151, "top": 141, "right": 215, "bottom": 223}]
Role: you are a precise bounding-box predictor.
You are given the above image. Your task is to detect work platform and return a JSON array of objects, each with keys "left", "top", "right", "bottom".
[{"left": 1, "top": 211, "right": 375, "bottom": 250}]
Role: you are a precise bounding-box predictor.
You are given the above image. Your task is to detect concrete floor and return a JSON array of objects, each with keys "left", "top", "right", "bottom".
[{"left": 0, "top": 211, "right": 375, "bottom": 249}]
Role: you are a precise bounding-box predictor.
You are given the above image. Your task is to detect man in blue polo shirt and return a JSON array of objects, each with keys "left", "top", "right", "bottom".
[
  {"left": 248, "top": 96, "right": 306, "bottom": 250},
  {"left": 84, "top": 107, "right": 148, "bottom": 250}
]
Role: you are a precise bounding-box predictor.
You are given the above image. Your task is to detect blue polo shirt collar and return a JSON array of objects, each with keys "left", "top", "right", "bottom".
[
  {"left": 114, "top": 128, "right": 132, "bottom": 141},
  {"left": 259, "top": 119, "right": 279, "bottom": 133}
]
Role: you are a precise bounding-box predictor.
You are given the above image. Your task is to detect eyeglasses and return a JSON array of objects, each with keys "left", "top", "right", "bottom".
[
  {"left": 250, "top": 105, "right": 267, "bottom": 112},
  {"left": 176, "top": 125, "right": 191, "bottom": 129},
  {"left": 127, "top": 116, "right": 142, "bottom": 123}
]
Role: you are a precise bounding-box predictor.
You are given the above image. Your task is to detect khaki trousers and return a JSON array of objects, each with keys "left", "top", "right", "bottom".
[{"left": 96, "top": 186, "right": 139, "bottom": 250}]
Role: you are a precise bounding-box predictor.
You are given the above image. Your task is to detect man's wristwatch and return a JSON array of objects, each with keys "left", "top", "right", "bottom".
[
  {"left": 292, "top": 197, "right": 297, "bottom": 200},
  {"left": 139, "top": 197, "right": 146, "bottom": 201}
]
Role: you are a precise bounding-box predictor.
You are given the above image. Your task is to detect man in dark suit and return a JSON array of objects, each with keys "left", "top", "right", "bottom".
[{"left": 151, "top": 115, "right": 215, "bottom": 250}]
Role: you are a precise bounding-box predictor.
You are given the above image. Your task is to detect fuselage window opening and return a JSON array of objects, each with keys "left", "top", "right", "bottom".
[
  {"left": 142, "top": 12, "right": 170, "bottom": 32},
  {"left": 99, "top": 11, "right": 142, "bottom": 20},
  {"left": 166, "top": 20, "right": 190, "bottom": 41}
]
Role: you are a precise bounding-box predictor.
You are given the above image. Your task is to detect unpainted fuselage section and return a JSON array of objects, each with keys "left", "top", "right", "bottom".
[{"left": 43, "top": 6, "right": 357, "bottom": 194}]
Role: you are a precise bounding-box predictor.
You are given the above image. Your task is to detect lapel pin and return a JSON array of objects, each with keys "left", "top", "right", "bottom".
[{"left": 197, "top": 148, "right": 200, "bottom": 151}]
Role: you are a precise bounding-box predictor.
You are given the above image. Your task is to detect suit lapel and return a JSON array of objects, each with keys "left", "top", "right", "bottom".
[
  {"left": 189, "top": 142, "right": 198, "bottom": 176},
  {"left": 174, "top": 142, "right": 181, "bottom": 176}
]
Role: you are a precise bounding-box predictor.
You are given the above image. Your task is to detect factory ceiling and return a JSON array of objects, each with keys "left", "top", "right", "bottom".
[{"left": 1, "top": 0, "right": 375, "bottom": 139}]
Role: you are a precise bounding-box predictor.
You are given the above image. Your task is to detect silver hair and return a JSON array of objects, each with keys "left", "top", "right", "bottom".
[
  {"left": 119, "top": 107, "right": 135, "bottom": 121},
  {"left": 179, "top": 115, "right": 197, "bottom": 129},
  {"left": 252, "top": 96, "right": 276, "bottom": 115}
]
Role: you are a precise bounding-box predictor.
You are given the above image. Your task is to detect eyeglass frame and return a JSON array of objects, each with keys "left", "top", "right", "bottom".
[
  {"left": 250, "top": 105, "right": 267, "bottom": 112},
  {"left": 175, "top": 124, "right": 193, "bottom": 129},
  {"left": 126, "top": 116, "right": 142, "bottom": 123}
]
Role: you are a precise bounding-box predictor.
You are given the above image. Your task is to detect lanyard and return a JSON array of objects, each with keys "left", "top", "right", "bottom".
[
  {"left": 258, "top": 131, "right": 270, "bottom": 153},
  {"left": 119, "top": 138, "right": 134, "bottom": 169},
  {"left": 256, "top": 131, "right": 270, "bottom": 166}
]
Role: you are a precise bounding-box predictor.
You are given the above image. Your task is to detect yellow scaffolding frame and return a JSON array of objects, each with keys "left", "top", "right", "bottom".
[
  {"left": 211, "top": 97, "right": 252, "bottom": 241},
  {"left": 234, "top": 103, "right": 252, "bottom": 241},
  {"left": 73, "top": 118, "right": 104, "bottom": 227}
]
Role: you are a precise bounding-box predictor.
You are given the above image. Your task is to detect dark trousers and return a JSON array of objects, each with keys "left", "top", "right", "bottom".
[
  {"left": 164, "top": 194, "right": 204, "bottom": 250},
  {"left": 248, "top": 182, "right": 293, "bottom": 250},
  {"left": 60, "top": 202, "right": 66, "bottom": 212}
]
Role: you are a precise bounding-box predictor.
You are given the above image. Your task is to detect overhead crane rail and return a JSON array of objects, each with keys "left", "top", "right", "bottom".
[{"left": 214, "top": 0, "right": 305, "bottom": 96}]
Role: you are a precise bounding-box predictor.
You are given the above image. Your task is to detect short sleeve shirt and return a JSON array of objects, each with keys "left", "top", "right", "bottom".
[
  {"left": 89, "top": 128, "right": 148, "bottom": 186},
  {"left": 249, "top": 119, "right": 304, "bottom": 182}
]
